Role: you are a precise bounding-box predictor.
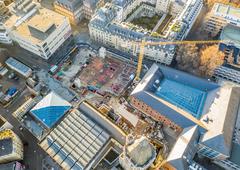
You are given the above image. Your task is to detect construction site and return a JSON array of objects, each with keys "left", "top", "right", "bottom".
[{"left": 58, "top": 47, "right": 135, "bottom": 96}]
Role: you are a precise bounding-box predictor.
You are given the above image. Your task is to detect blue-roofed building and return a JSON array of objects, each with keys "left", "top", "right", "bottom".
[
  {"left": 131, "top": 64, "right": 240, "bottom": 168},
  {"left": 130, "top": 64, "right": 219, "bottom": 131},
  {"left": 5, "top": 57, "right": 32, "bottom": 77},
  {"left": 30, "top": 92, "right": 72, "bottom": 128}
]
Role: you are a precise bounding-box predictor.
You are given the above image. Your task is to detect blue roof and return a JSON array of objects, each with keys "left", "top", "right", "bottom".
[
  {"left": 30, "top": 92, "right": 71, "bottom": 128},
  {"left": 131, "top": 64, "right": 219, "bottom": 128},
  {"left": 31, "top": 105, "right": 71, "bottom": 128}
]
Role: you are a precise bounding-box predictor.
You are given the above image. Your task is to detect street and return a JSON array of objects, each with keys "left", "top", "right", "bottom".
[{"left": 0, "top": 88, "right": 48, "bottom": 170}]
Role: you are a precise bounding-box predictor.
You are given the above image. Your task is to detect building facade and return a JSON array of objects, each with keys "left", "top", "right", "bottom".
[
  {"left": 130, "top": 64, "right": 240, "bottom": 166},
  {"left": 0, "top": 0, "right": 72, "bottom": 60},
  {"left": 0, "top": 2, "right": 12, "bottom": 44},
  {"left": 89, "top": 0, "right": 203, "bottom": 64},
  {"left": 54, "top": 0, "right": 83, "bottom": 25},
  {"left": 54, "top": 0, "right": 105, "bottom": 24},
  {"left": 204, "top": 3, "right": 240, "bottom": 36}
]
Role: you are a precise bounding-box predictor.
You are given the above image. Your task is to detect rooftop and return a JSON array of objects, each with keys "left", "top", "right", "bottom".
[
  {"left": 220, "top": 25, "right": 240, "bottom": 48},
  {"left": 0, "top": 138, "right": 13, "bottom": 157},
  {"left": 40, "top": 108, "right": 110, "bottom": 169},
  {"left": 166, "top": 125, "right": 198, "bottom": 170},
  {"left": 126, "top": 136, "right": 156, "bottom": 167},
  {"left": 212, "top": 3, "right": 240, "bottom": 24},
  {"left": 55, "top": 0, "right": 82, "bottom": 11},
  {"left": 30, "top": 92, "right": 72, "bottom": 128},
  {"left": 4, "top": 4, "right": 66, "bottom": 44},
  {"left": 200, "top": 84, "right": 240, "bottom": 156},
  {"left": 131, "top": 64, "right": 219, "bottom": 129}
]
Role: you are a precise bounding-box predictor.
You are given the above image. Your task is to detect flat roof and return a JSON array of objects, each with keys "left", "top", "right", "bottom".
[
  {"left": 212, "top": 3, "right": 240, "bottom": 24},
  {"left": 220, "top": 25, "right": 240, "bottom": 48},
  {"left": 154, "top": 78, "right": 207, "bottom": 118},
  {"left": 4, "top": 6, "right": 66, "bottom": 44},
  {"left": 5, "top": 57, "right": 32, "bottom": 75},
  {"left": 0, "top": 138, "right": 13, "bottom": 157},
  {"left": 40, "top": 109, "right": 110, "bottom": 170}
]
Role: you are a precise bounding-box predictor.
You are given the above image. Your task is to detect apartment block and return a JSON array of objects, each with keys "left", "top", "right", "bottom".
[
  {"left": 204, "top": 3, "right": 240, "bottom": 36},
  {"left": 89, "top": 0, "right": 203, "bottom": 64},
  {"left": 54, "top": 0, "right": 83, "bottom": 25}
]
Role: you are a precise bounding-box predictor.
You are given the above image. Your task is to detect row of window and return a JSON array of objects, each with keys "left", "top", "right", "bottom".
[
  {"left": 198, "top": 146, "right": 220, "bottom": 159},
  {"left": 131, "top": 97, "right": 180, "bottom": 131}
]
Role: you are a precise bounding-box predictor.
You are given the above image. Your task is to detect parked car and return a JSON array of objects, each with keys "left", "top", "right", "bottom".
[{"left": 8, "top": 72, "right": 16, "bottom": 79}]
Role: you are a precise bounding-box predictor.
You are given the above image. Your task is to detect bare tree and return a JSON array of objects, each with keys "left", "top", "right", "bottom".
[
  {"left": 206, "top": 0, "right": 240, "bottom": 9},
  {"left": 176, "top": 44, "right": 200, "bottom": 75}
]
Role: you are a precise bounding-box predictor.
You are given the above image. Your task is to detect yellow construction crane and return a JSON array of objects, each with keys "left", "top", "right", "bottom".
[{"left": 134, "top": 39, "right": 223, "bottom": 81}]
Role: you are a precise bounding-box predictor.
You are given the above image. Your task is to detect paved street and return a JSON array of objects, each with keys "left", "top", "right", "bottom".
[{"left": 0, "top": 88, "right": 47, "bottom": 170}]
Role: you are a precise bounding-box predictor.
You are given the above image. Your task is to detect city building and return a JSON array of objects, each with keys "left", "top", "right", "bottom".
[
  {"left": 0, "top": 1, "right": 12, "bottom": 44},
  {"left": 30, "top": 92, "right": 72, "bottom": 129},
  {"left": 163, "top": 125, "right": 199, "bottom": 170},
  {"left": 214, "top": 66, "right": 240, "bottom": 84},
  {"left": 214, "top": 25, "right": 240, "bottom": 84},
  {"left": 0, "top": 116, "right": 13, "bottom": 131},
  {"left": 130, "top": 64, "right": 240, "bottom": 165},
  {"left": 54, "top": 0, "right": 83, "bottom": 25},
  {"left": 89, "top": 0, "right": 203, "bottom": 64},
  {"left": 119, "top": 135, "right": 156, "bottom": 170},
  {"left": 0, "top": 161, "right": 25, "bottom": 170},
  {"left": 83, "top": 0, "right": 105, "bottom": 20},
  {"left": 40, "top": 107, "right": 111, "bottom": 169},
  {"left": 219, "top": 25, "right": 240, "bottom": 64},
  {"left": 38, "top": 100, "right": 127, "bottom": 170},
  {"left": 0, "top": 129, "right": 23, "bottom": 164},
  {"left": 54, "top": 0, "right": 105, "bottom": 24},
  {"left": 0, "top": 0, "right": 72, "bottom": 60},
  {"left": 5, "top": 57, "right": 33, "bottom": 78},
  {"left": 204, "top": 3, "right": 240, "bottom": 36}
]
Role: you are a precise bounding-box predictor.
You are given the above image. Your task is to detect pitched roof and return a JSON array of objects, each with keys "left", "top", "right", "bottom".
[
  {"left": 166, "top": 126, "right": 198, "bottom": 170},
  {"left": 30, "top": 92, "right": 71, "bottom": 128}
]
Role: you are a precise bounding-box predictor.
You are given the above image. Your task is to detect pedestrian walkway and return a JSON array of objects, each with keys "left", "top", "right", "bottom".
[{"left": 152, "top": 14, "right": 167, "bottom": 33}]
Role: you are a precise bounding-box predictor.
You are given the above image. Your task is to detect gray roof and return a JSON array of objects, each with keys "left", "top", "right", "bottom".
[
  {"left": 0, "top": 138, "right": 13, "bottom": 157},
  {"left": 230, "top": 142, "right": 240, "bottom": 166},
  {"left": 220, "top": 25, "right": 240, "bottom": 48},
  {"left": 0, "top": 161, "right": 19, "bottom": 170},
  {"left": 167, "top": 126, "right": 199, "bottom": 170},
  {"left": 200, "top": 86, "right": 240, "bottom": 156},
  {"left": 131, "top": 64, "right": 219, "bottom": 129},
  {"left": 55, "top": 0, "right": 82, "bottom": 11}
]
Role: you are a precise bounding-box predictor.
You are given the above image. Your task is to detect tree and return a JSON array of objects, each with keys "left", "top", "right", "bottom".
[
  {"left": 176, "top": 44, "right": 200, "bottom": 75},
  {"left": 206, "top": 0, "right": 240, "bottom": 9},
  {"left": 199, "top": 45, "right": 225, "bottom": 77}
]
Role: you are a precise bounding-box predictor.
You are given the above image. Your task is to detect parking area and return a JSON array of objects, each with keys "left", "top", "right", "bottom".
[{"left": 0, "top": 61, "right": 28, "bottom": 108}]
